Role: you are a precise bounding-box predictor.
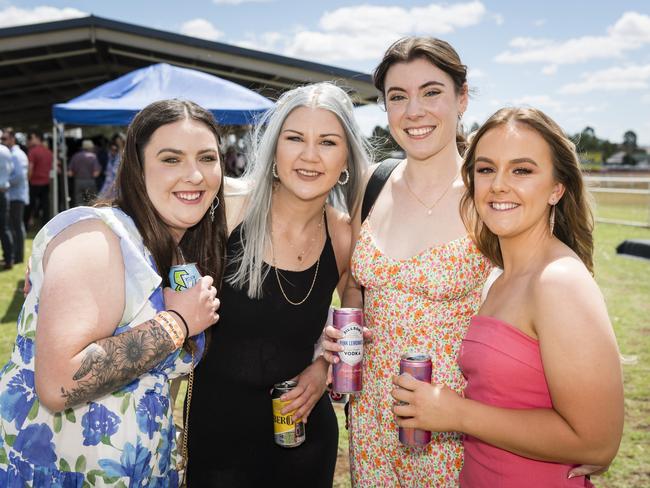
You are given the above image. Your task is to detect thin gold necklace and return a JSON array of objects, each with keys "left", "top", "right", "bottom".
[
  {"left": 403, "top": 168, "right": 459, "bottom": 216},
  {"left": 270, "top": 209, "right": 324, "bottom": 306},
  {"left": 281, "top": 207, "right": 325, "bottom": 262}
]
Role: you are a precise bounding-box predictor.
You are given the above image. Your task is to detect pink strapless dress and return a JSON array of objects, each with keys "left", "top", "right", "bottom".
[{"left": 458, "top": 315, "right": 594, "bottom": 488}]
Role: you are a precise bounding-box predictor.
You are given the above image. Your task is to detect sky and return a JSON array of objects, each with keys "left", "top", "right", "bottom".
[{"left": 1, "top": 0, "right": 649, "bottom": 145}]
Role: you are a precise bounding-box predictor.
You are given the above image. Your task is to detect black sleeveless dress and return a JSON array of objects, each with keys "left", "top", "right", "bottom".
[{"left": 186, "top": 218, "right": 339, "bottom": 487}]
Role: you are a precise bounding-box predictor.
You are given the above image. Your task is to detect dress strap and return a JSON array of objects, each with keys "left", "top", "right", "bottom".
[{"left": 361, "top": 158, "right": 401, "bottom": 222}]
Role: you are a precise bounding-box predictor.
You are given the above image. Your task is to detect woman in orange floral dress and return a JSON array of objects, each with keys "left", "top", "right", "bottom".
[{"left": 324, "top": 37, "right": 491, "bottom": 486}]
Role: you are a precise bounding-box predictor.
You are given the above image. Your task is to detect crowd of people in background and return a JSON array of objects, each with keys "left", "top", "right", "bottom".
[
  {"left": 0, "top": 130, "right": 126, "bottom": 270},
  {"left": 0, "top": 127, "right": 28, "bottom": 270}
]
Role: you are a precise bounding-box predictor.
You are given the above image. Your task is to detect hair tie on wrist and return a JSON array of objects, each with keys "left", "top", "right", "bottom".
[{"left": 168, "top": 309, "right": 190, "bottom": 339}]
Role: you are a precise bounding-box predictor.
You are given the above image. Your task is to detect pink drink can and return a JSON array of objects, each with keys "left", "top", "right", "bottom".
[
  {"left": 332, "top": 308, "right": 363, "bottom": 394},
  {"left": 399, "top": 352, "right": 432, "bottom": 447}
]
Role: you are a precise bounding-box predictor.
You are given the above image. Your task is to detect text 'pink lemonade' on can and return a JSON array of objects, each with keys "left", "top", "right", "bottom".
[
  {"left": 332, "top": 308, "right": 363, "bottom": 394},
  {"left": 399, "top": 352, "right": 432, "bottom": 447}
]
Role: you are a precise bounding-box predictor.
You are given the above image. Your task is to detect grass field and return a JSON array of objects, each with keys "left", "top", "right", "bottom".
[
  {"left": 592, "top": 192, "right": 650, "bottom": 225},
  {"left": 1, "top": 215, "right": 649, "bottom": 487}
]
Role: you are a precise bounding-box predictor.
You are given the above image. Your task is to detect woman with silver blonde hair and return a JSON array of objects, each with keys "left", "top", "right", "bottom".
[
  {"left": 228, "top": 82, "right": 367, "bottom": 297},
  {"left": 187, "top": 81, "right": 370, "bottom": 486}
]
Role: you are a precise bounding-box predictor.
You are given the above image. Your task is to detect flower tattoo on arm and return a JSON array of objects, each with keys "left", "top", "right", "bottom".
[{"left": 61, "top": 319, "right": 176, "bottom": 408}]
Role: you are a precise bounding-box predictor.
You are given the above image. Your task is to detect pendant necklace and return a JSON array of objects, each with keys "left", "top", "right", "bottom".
[{"left": 403, "top": 168, "right": 459, "bottom": 216}]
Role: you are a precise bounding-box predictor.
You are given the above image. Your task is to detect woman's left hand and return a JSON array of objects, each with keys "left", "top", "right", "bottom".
[
  {"left": 391, "top": 373, "right": 463, "bottom": 433},
  {"left": 280, "top": 357, "right": 329, "bottom": 423}
]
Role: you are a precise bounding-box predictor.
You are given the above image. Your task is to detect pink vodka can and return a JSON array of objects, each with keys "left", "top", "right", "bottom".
[
  {"left": 332, "top": 308, "right": 363, "bottom": 394},
  {"left": 399, "top": 352, "right": 432, "bottom": 447}
]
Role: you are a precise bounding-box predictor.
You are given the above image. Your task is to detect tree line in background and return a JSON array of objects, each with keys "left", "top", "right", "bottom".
[{"left": 369, "top": 123, "right": 648, "bottom": 167}]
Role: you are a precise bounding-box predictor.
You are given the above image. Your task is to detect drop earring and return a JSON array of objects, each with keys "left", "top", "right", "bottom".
[
  {"left": 209, "top": 196, "right": 220, "bottom": 222},
  {"left": 549, "top": 203, "right": 556, "bottom": 235}
]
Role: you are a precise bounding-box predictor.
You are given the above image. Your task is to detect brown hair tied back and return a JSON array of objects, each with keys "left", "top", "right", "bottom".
[
  {"left": 459, "top": 107, "right": 594, "bottom": 273},
  {"left": 373, "top": 36, "right": 469, "bottom": 154}
]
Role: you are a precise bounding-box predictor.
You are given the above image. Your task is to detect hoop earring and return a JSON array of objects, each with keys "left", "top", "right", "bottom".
[
  {"left": 209, "top": 196, "right": 220, "bottom": 222},
  {"left": 272, "top": 162, "right": 279, "bottom": 179},
  {"left": 337, "top": 168, "right": 350, "bottom": 186},
  {"left": 549, "top": 204, "right": 556, "bottom": 235}
]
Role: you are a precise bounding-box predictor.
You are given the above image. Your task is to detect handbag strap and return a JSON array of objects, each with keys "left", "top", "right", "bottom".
[
  {"left": 359, "top": 158, "right": 401, "bottom": 303},
  {"left": 177, "top": 350, "right": 194, "bottom": 486},
  {"left": 361, "top": 158, "right": 401, "bottom": 222}
]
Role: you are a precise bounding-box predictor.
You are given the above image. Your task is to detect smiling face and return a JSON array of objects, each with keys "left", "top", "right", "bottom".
[
  {"left": 274, "top": 106, "right": 349, "bottom": 202},
  {"left": 383, "top": 57, "right": 467, "bottom": 162},
  {"left": 473, "top": 122, "right": 564, "bottom": 239},
  {"left": 142, "top": 118, "right": 222, "bottom": 241}
]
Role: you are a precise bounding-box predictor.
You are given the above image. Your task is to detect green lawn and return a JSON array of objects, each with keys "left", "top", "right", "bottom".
[
  {"left": 592, "top": 190, "right": 650, "bottom": 226},
  {"left": 1, "top": 223, "right": 649, "bottom": 487}
]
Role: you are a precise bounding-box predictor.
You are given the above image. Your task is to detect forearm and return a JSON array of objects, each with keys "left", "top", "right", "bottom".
[
  {"left": 48, "top": 318, "right": 178, "bottom": 411},
  {"left": 458, "top": 398, "right": 617, "bottom": 465}
]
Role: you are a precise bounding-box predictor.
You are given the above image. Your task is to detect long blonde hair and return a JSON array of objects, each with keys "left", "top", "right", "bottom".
[{"left": 460, "top": 107, "right": 594, "bottom": 273}]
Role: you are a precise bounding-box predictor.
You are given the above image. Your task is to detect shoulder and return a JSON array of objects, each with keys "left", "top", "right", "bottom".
[
  {"left": 327, "top": 206, "right": 351, "bottom": 237},
  {"left": 531, "top": 253, "right": 602, "bottom": 316},
  {"left": 362, "top": 160, "right": 401, "bottom": 187},
  {"left": 224, "top": 176, "right": 251, "bottom": 195},
  {"left": 40, "top": 207, "right": 130, "bottom": 249},
  {"left": 327, "top": 206, "right": 352, "bottom": 255},
  {"left": 364, "top": 162, "right": 383, "bottom": 182},
  {"left": 224, "top": 177, "right": 251, "bottom": 234},
  {"left": 43, "top": 215, "right": 123, "bottom": 271}
]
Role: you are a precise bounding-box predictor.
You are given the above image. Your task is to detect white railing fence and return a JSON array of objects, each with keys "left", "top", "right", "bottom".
[{"left": 584, "top": 175, "right": 650, "bottom": 228}]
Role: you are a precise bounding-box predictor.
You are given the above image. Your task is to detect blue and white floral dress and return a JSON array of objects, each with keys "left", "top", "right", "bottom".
[{"left": 0, "top": 206, "right": 204, "bottom": 487}]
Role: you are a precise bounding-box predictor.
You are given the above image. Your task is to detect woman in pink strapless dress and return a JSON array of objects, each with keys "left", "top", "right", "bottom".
[
  {"left": 459, "top": 315, "right": 595, "bottom": 487},
  {"left": 392, "top": 107, "right": 624, "bottom": 487}
]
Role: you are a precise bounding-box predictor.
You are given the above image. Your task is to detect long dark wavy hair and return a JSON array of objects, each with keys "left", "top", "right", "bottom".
[
  {"left": 373, "top": 36, "right": 469, "bottom": 154},
  {"left": 460, "top": 107, "right": 594, "bottom": 273},
  {"left": 96, "top": 99, "right": 227, "bottom": 346}
]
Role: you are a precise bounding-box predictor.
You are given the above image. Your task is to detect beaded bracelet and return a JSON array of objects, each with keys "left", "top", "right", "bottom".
[{"left": 153, "top": 311, "right": 185, "bottom": 349}]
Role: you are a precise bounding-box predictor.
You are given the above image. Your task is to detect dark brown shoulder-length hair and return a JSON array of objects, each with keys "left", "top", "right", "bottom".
[
  {"left": 96, "top": 99, "right": 227, "bottom": 346},
  {"left": 460, "top": 107, "right": 594, "bottom": 273},
  {"left": 373, "top": 36, "right": 469, "bottom": 154}
]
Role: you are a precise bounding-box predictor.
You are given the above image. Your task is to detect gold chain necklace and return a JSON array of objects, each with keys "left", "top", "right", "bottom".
[
  {"left": 270, "top": 209, "right": 324, "bottom": 306},
  {"left": 403, "top": 168, "right": 459, "bottom": 216},
  {"left": 282, "top": 207, "right": 325, "bottom": 262}
]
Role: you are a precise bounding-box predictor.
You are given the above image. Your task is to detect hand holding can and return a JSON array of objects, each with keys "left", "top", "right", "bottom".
[
  {"left": 397, "top": 353, "right": 432, "bottom": 447},
  {"left": 272, "top": 381, "right": 306, "bottom": 448},
  {"left": 164, "top": 265, "right": 219, "bottom": 336}
]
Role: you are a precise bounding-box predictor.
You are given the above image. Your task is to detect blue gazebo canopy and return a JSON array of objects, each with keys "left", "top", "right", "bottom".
[{"left": 52, "top": 63, "right": 274, "bottom": 125}]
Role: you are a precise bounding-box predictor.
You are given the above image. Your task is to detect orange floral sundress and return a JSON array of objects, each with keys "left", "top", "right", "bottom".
[{"left": 349, "top": 219, "right": 491, "bottom": 487}]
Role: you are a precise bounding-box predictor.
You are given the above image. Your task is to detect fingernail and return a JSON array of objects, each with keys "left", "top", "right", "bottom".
[{"left": 567, "top": 474, "right": 575, "bottom": 479}]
